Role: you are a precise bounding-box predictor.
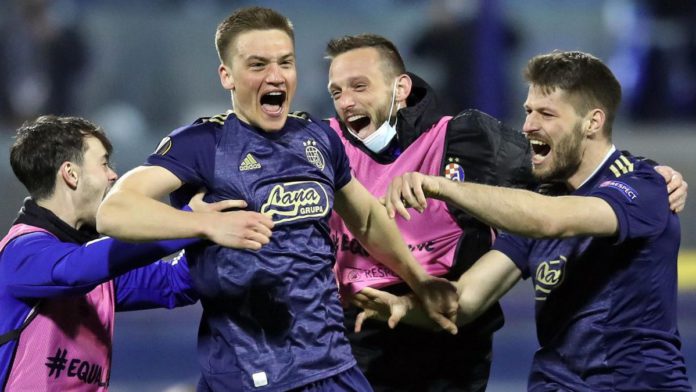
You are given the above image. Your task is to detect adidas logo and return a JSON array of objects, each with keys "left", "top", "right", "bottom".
[{"left": 239, "top": 153, "right": 261, "bottom": 171}]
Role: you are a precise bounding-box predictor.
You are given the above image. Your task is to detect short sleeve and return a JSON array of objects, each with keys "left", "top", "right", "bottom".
[
  {"left": 492, "top": 231, "right": 533, "bottom": 279},
  {"left": 590, "top": 167, "right": 670, "bottom": 244},
  {"left": 145, "top": 123, "right": 216, "bottom": 187}
]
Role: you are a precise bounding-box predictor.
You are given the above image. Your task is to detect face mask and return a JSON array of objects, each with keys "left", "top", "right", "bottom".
[{"left": 350, "top": 78, "right": 400, "bottom": 153}]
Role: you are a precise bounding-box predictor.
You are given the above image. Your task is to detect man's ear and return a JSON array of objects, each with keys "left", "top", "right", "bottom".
[
  {"left": 60, "top": 162, "right": 79, "bottom": 189},
  {"left": 219, "top": 63, "right": 234, "bottom": 90},
  {"left": 585, "top": 108, "right": 605, "bottom": 138},
  {"left": 395, "top": 73, "right": 412, "bottom": 103}
]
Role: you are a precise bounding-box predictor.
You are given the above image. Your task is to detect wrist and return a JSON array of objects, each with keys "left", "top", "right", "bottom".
[
  {"left": 429, "top": 176, "right": 446, "bottom": 199},
  {"left": 191, "top": 211, "right": 214, "bottom": 240},
  {"left": 408, "top": 272, "right": 435, "bottom": 298}
]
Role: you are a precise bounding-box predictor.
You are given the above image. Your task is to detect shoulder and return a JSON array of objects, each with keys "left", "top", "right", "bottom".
[
  {"left": 154, "top": 112, "right": 230, "bottom": 156},
  {"left": 170, "top": 111, "right": 230, "bottom": 138},
  {"left": 592, "top": 151, "right": 667, "bottom": 209},
  {"left": 603, "top": 152, "right": 665, "bottom": 189},
  {"left": 1, "top": 230, "right": 63, "bottom": 259},
  {"left": 287, "top": 111, "right": 339, "bottom": 139},
  {"left": 447, "top": 109, "right": 526, "bottom": 147},
  {"left": 444, "top": 109, "right": 533, "bottom": 187}
]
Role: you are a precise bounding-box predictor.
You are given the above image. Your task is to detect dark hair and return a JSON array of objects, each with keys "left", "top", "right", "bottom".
[
  {"left": 325, "top": 33, "right": 406, "bottom": 80},
  {"left": 10, "top": 115, "right": 112, "bottom": 200},
  {"left": 215, "top": 7, "right": 295, "bottom": 64},
  {"left": 524, "top": 50, "right": 622, "bottom": 136}
]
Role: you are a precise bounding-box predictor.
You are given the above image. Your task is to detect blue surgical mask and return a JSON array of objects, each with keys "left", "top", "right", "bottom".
[{"left": 350, "top": 79, "right": 400, "bottom": 153}]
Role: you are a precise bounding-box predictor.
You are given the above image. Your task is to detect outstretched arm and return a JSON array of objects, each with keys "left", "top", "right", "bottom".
[
  {"left": 386, "top": 172, "right": 618, "bottom": 239},
  {"left": 97, "top": 165, "right": 274, "bottom": 250},
  {"left": 334, "top": 178, "right": 459, "bottom": 334}
]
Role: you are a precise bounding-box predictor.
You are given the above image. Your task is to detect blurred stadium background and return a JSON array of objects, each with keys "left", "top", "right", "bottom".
[{"left": 1, "top": 0, "right": 694, "bottom": 390}]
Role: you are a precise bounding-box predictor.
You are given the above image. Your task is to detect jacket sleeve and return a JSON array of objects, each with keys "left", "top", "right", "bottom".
[
  {"left": 0, "top": 233, "right": 198, "bottom": 299},
  {"left": 443, "top": 108, "right": 534, "bottom": 189},
  {"left": 114, "top": 251, "right": 198, "bottom": 311},
  {"left": 440, "top": 109, "right": 536, "bottom": 277}
]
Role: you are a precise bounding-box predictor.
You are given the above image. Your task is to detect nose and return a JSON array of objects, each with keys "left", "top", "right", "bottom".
[
  {"left": 336, "top": 91, "right": 355, "bottom": 112},
  {"left": 522, "top": 112, "right": 539, "bottom": 135},
  {"left": 108, "top": 167, "right": 118, "bottom": 182},
  {"left": 265, "top": 63, "right": 284, "bottom": 85}
]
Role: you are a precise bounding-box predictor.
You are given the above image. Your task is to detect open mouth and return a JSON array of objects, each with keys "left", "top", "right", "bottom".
[
  {"left": 530, "top": 139, "right": 551, "bottom": 162},
  {"left": 260, "top": 91, "right": 286, "bottom": 115},
  {"left": 347, "top": 114, "right": 371, "bottom": 134}
]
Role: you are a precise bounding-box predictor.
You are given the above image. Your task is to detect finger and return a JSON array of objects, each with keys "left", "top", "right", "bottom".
[
  {"left": 399, "top": 175, "right": 420, "bottom": 211},
  {"left": 669, "top": 193, "right": 685, "bottom": 213},
  {"left": 350, "top": 293, "right": 369, "bottom": 309},
  {"left": 208, "top": 199, "right": 248, "bottom": 212},
  {"left": 377, "top": 196, "right": 386, "bottom": 206},
  {"left": 654, "top": 165, "right": 673, "bottom": 182},
  {"left": 411, "top": 176, "right": 428, "bottom": 212},
  {"left": 428, "top": 312, "right": 458, "bottom": 335},
  {"left": 190, "top": 191, "right": 205, "bottom": 204},
  {"left": 239, "top": 239, "right": 263, "bottom": 251},
  {"left": 252, "top": 222, "right": 274, "bottom": 238},
  {"left": 355, "top": 309, "right": 376, "bottom": 333},
  {"left": 256, "top": 214, "right": 275, "bottom": 229},
  {"left": 667, "top": 173, "right": 681, "bottom": 192},
  {"left": 246, "top": 231, "right": 271, "bottom": 246},
  {"left": 360, "top": 287, "right": 383, "bottom": 299},
  {"left": 388, "top": 179, "right": 411, "bottom": 220},
  {"left": 386, "top": 178, "right": 402, "bottom": 219}
]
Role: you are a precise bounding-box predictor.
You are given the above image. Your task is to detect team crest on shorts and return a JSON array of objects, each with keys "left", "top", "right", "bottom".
[
  {"left": 303, "top": 139, "right": 325, "bottom": 170},
  {"left": 444, "top": 157, "right": 465, "bottom": 182}
]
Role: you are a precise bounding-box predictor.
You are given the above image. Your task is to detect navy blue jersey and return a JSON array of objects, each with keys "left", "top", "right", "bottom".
[
  {"left": 494, "top": 148, "right": 690, "bottom": 391},
  {"left": 147, "top": 112, "right": 355, "bottom": 391}
]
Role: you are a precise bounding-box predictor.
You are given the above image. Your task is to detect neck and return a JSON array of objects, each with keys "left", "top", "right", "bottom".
[
  {"left": 566, "top": 140, "right": 613, "bottom": 190},
  {"left": 36, "top": 192, "right": 81, "bottom": 230}
]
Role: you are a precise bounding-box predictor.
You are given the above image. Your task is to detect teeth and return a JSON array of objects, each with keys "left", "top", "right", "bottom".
[
  {"left": 347, "top": 115, "right": 366, "bottom": 122},
  {"left": 267, "top": 92, "right": 282, "bottom": 96},
  {"left": 530, "top": 140, "right": 547, "bottom": 146}
]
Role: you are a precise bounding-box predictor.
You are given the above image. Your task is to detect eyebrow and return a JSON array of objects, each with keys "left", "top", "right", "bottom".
[
  {"left": 244, "top": 52, "right": 295, "bottom": 62},
  {"left": 328, "top": 76, "right": 368, "bottom": 91}
]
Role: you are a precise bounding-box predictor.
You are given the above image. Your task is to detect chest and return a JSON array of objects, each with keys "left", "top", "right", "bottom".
[
  {"left": 209, "top": 126, "right": 337, "bottom": 225},
  {"left": 345, "top": 126, "right": 447, "bottom": 196}
]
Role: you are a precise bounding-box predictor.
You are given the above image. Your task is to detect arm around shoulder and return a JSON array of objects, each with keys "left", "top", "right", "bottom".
[{"left": 97, "top": 165, "right": 204, "bottom": 241}]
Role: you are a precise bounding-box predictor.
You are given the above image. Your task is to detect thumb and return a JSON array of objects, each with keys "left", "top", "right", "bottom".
[{"left": 386, "top": 305, "right": 407, "bottom": 329}]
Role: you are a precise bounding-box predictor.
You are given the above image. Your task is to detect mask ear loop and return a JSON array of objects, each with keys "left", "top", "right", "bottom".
[{"left": 386, "top": 78, "right": 399, "bottom": 128}]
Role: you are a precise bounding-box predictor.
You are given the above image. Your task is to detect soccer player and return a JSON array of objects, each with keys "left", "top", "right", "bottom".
[
  {"left": 378, "top": 50, "right": 691, "bottom": 390},
  {"left": 324, "top": 34, "right": 688, "bottom": 392},
  {"left": 0, "top": 115, "right": 242, "bottom": 390},
  {"left": 96, "top": 7, "right": 458, "bottom": 392},
  {"left": 325, "top": 33, "right": 533, "bottom": 391}
]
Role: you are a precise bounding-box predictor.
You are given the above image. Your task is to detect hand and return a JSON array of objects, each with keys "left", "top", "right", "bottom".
[
  {"left": 655, "top": 165, "right": 688, "bottom": 213},
  {"left": 189, "top": 189, "right": 248, "bottom": 213},
  {"left": 351, "top": 287, "right": 415, "bottom": 332},
  {"left": 199, "top": 206, "right": 274, "bottom": 251},
  {"left": 412, "top": 277, "right": 459, "bottom": 335},
  {"left": 385, "top": 172, "right": 442, "bottom": 220}
]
